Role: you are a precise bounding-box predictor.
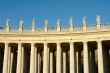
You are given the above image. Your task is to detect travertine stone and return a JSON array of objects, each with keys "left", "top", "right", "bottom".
[
  {"left": 32, "top": 19, "right": 36, "bottom": 32},
  {"left": 56, "top": 42, "right": 62, "bottom": 73},
  {"left": 16, "top": 43, "right": 22, "bottom": 73},
  {"left": 96, "top": 15, "right": 101, "bottom": 30},
  {"left": 3, "top": 43, "right": 9, "bottom": 73},
  {"left": 30, "top": 43, "right": 35, "bottom": 73},
  {"left": 63, "top": 51, "right": 66, "bottom": 73},
  {"left": 83, "top": 41, "right": 90, "bottom": 73},
  {"left": 70, "top": 42, "right": 76, "bottom": 73},
  {"left": 38, "top": 53, "right": 41, "bottom": 73},
  {"left": 43, "top": 43, "right": 49, "bottom": 73},
  {"left": 97, "top": 41, "right": 104, "bottom": 73},
  {"left": 50, "top": 52, "right": 53, "bottom": 73}
]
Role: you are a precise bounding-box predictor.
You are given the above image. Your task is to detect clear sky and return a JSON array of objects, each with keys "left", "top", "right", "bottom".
[{"left": 0, "top": 0, "right": 110, "bottom": 28}]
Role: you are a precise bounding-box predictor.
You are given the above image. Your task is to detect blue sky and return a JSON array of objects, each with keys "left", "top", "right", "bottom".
[{"left": 0, "top": 0, "right": 110, "bottom": 28}]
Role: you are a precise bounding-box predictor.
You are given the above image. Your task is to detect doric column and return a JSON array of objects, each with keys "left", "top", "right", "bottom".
[
  {"left": 38, "top": 53, "right": 41, "bottom": 73},
  {"left": 21, "top": 46, "right": 24, "bottom": 73},
  {"left": 97, "top": 41, "right": 104, "bottom": 73},
  {"left": 56, "top": 42, "right": 62, "bottom": 73},
  {"left": 30, "top": 43, "right": 35, "bottom": 73},
  {"left": 76, "top": 51, "right": 81, "bottom": 73},
  {"left": 35, "top": 47, "right": 37, "bottom": 73},
  {"left": 63, "top": 51, "right": 66, "bottom": 73},
  {"left": 83, "top": 41, "right": 89, "bottom": 73},
  {"left": 50, "top": 51, "right": 53, "bottom": 73},
  {"left": 70, "top": 42, "right": 76, "bottom": 73},
  {"left": 10, "top": 52, "right": 14, "bottom": 73},
  {"left": 16, "top": 43, "right": 22, "bottom": 73},
  {"left": 43, "top": 43, "right": 49, "bottom": 73},
  {"left": 3, "top": 43, "right": 9, "bottom": 73},
  {"left": 8, "top": 46, "right": 11, "bottom": 73}
]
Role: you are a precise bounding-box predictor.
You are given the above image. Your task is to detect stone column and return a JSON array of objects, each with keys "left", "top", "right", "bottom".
[
  {"left": 83, "top": 41, "right": 89, "bottom": 73},
  {"left": 43, "top": 43, "right": 49, "bottom": 73},
  {"left": 8, "top": 46, "right": 11, "bottom": 73},
  {"left": 38, "top": 53, "right": 41, "bottom": 73},
  {"left": 70, "top": 42, "right": 76, "bottom": 73},
  {"left": 10, "top": 52, "right": 14, "bottom": 73},
  {"left": 35, "top": 47, "right": 37, "bottom": 73},
  {"left": 16, "top": 43, "right": 22, "bottom": 73},
  {"left": 97, "top": 41, "right": 104, "bottom": 73},
  {"left": 21, "top": 46, "right": 24, "bottom": 73},
  {"left": 56, "top": 42, "right": 62, "bottom": 73},
  {"left": 3, "top": 43, "right": 9, "bottom": 73},
  {"left": 50, "top": 51, "right": 53, "bottom": 73},
  {"left": 63, "top": 51, "right": 66, "bottom": 73},
  {"left": 76, "top": 52, "right": 78, "bottom": 73},
  {"left": 30, "top": 43, "right": 35, "bottom": 73}
]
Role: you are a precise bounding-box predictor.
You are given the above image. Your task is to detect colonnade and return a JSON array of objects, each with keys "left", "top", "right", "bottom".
[{"left": 0, "top": 40, "right": 109, "bottom": 73}]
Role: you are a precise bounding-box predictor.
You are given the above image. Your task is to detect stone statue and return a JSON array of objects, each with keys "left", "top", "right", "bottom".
[
  {"left": 6, "top": 19, "right": 10, "bottom": 28},
  {"left": 96, "top": 15, "right": 100, "bottom": 24},
  {"left": 69, "top": 17, "right": 73, "bottom": 26},
  {"left": 19, "top": 19, "right": 23, "bottom": 28},
  {"left": 83, "top": 16, "right": 86, "bottom": 25},
  {"left": 57, "top": 19, "right": 60, "bottom": 28},
  {"left": 45, "top": 19, "right": 48, "bottom": 28},
  {"left": 32, "top": 19, "right": 35, "bottom": 29}
]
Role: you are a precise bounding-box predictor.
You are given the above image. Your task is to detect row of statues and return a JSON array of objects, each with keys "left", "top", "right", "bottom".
[{"left": 5, "top": 15, "right": 101, "bottom": 32}]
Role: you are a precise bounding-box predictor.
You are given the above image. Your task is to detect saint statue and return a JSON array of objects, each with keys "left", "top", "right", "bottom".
[
  {"left": 57, "top": 19, "right": 60, "bottom": 28},
  {"left": 32, "top": 19, "right": 35, "bottom": 29},
  {"left": 6, "top": 19, "right": 10, "bottom": 28},
  {"left": 45, "top": 19, "right": 48, "bottom": 28},
  {"left": 69, "top": 17, "right": 73, "bottom": 26},
  {"left": 83, "top": 16, "right": 86, "bottom": 25},
  {"left": 19, "top": 19, "right": 23, "bottom": 28}
]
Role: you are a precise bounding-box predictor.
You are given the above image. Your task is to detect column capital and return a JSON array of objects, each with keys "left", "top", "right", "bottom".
[
  {"left": 31, "top": 43, "right": 35, "bottom": 45},
  {"left": 97, "top": 40, "right": 102, "bottom": 43},
  {"left": 70, "top": 41, "right": 74, "bottom": 45},
  {"left": 83, "top": 41, "right": 88, "bottom": 43}
]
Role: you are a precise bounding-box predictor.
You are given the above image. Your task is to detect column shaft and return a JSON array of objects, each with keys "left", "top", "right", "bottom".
[
  {"left": 8, "top": 46, "right": 11, "bottom": 73},
  {"left": 10, "top": 53, "right": 14, "bottom": 73},
  {"left": 3, "top": 43, "right": 9, "bottom": 73},
  {"left": 84, "top": 42, "right": 89, "bottom": 73},
  {"left": 43, "top": 43, "right": 49, "bottom": 73},
  {"left": 21, "top": 46, "right": 24, "bottom": 73},
  {"left": 16, "top": 43, "right": 22, "bottom": 73},
  {"left": 56, "top": 43, "right": 62, "bottom": 73},
  {"left": 97, "top": 41, "right": 104, "bottom": 73},
  {"left": 70, "top": 42, "right": 76, "bottom": 73},
  {"left": 35, "top": 47, "right": 37, "bottom": 73},
  {"left": 50, "top": 52, "right": 53, "bottom": 73},
  {"left": 38, "top": 53, "right": 41, "bottom": 73},
  {"left": 30, "top": 43, "right": 35, "bottom": 73},
  {"left": 63, "top": 51, "right": 66, "bottom": 73}
]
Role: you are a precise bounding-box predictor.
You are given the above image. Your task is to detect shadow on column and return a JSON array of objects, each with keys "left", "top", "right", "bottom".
[
  {"left": 88, "top": 41, "right": 98, "bottom": 73},
  {"left": 48, "top": 43, "right": 56, "bottom": 73},
  {"left": 61, "top": 43, "right": 69, "bottom": 73},
  {"left": 102, "top": 41, "right": 110, "bottom": 73},
  {"left": 36, "top": 43, "right": 43, "bottom": 73},
  {"left": 74, "top": 42, "right": 83, "bottom": 73},
  {"left": 22, "top": 43, "right": 31, "bottom": 73},
  {"left": 0, "top": 43, "right": 5, "bottom": 73}
]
